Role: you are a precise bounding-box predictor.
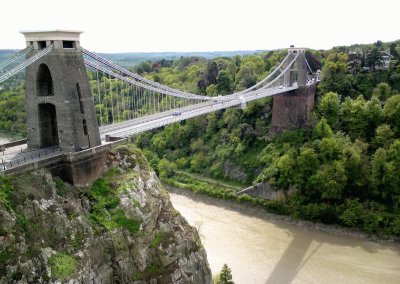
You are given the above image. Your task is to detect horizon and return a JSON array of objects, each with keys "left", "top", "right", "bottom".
[{"left": 2, "top": 37, "right": 399, "bottom": 54}]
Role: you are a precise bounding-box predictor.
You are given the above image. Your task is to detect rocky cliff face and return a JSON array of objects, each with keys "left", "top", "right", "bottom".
[{"left": 0, "top": 144, "right": 211, "bottom": 283}]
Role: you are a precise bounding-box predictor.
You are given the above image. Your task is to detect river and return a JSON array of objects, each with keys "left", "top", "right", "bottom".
[{"left": 168, "top": 189, "right": 400, "bottom": 284}]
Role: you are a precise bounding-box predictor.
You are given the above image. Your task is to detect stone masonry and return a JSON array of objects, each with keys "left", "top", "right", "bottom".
[{"left": 22, "top": 30, "right": 101, "bottom": 152}]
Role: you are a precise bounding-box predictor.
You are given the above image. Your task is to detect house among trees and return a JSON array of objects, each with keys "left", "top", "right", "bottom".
[
  {"left": 348, "top": 48, "right": 395, "bottom": 73},
  {"left": 377, "top": 50, "right": 394, "bottom": 70}
]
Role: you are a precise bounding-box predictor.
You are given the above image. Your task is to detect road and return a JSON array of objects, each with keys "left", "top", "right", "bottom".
[{"left": 100, "top": 84, "right": 298, "bottom": 139}]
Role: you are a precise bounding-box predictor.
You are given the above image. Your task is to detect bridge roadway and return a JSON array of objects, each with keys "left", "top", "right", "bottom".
[
  {"left": 99, "top": 84, "right": 299, "bottom": 139},
  {"left": 1, "top": 144, "right": 62, "bottom": 171},
  {"left": 0, "top": 83, "right": 310, "bottom": 172}
]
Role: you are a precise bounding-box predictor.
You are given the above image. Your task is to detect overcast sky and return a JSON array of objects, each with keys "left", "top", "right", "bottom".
[{"left": 1, "top": 0, "right": 399, "bottom": 53}]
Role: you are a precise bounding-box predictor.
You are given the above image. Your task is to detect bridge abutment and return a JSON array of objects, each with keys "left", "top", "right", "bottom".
[
  {"left": 48, "top": 148, "right": 109, "bottom": 187},
  {"left": 270, "top": 84, "right": 316, "bottom": 134}
]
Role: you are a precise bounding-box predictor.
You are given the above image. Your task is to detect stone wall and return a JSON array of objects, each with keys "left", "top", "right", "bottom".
[
  {"left": 270, "top": 84, "right": 316, "bottom": 134},
  {"left": 237, "top": 182, "right": 287, "bottom": 201}
]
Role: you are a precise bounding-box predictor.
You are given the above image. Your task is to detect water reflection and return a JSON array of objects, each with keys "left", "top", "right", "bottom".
[{"left": 167, "top": 187, "right": 400, "bottom": 284}]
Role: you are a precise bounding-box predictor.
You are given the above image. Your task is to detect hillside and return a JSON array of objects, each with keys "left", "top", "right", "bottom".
[
  {"left": 1, "top": 40, "right": 400, "bottom": 237},
  {"left": 0, "top": 145, "right": 211, "bottom": 283},
  {"left": 131, "top": 40, "right": 400, "bottom": 237},
  {"left": 97, "top": 50, "right": 265, "bottom": 69}
]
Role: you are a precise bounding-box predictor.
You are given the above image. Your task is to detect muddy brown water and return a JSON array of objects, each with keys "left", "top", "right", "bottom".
[{"left": 168, "top": 189, "right": 400, "bottom": 284}]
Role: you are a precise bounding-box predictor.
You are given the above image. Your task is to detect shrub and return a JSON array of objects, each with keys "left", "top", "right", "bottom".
[{"left": 48, "top": 253, "right": 77, "bottom": 281}]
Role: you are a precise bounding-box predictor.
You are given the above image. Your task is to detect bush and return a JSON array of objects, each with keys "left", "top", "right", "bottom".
[
  {"left": 54, "top": 177, "right": 64, "bottom": 190},
  {"left": 48, "top": 253, "right": 77, "bottom": 281}
]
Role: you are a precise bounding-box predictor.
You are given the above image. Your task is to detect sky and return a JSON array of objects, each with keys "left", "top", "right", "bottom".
[{"left": 0, "top": 0, "right": 399, "bottom": 53}]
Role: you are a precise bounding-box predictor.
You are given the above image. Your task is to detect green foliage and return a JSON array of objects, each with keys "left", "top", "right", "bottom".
[
  {"left": 120, "top": 44, "right": 400, "bottom": 237},
  {"left": 340, "top": 199, "right": 364, "bottom": 227},
  {"left": 0, "top": 177, "right": 13, "bottom": 210},
  {"left": 312, "top": 117, "right": 333, "bottom": 140},
  {"left": 0, "top": 84, "right": 26, "bottom": 135},
  {"left": 216, "top": 70, "right": 233, "bottom": 95},
  {"left": 133, "top": 271, "right": 143, "bottom": 280},
  {"left": 319, "top": 55, "right": 351, "bottom": 94},
  {"left": 158, "top": 158, "right": 177, "bottom": 178},
  {"left": 150, "top": 232, "right": 164, "bottom": 248},
  {"left": 340, "top": 96, "right": 369, "bottom": 139},
  {"left": 89, "top": 178, "right": 140, "bottom": 234},
  {"left": 0, "top": 247, "right": 14, "bottom": 276},
  {"left": 48, "top": 253, "right": 77, "bottom": 281},
  {"left": 113, "top": 209, "right": 141, "bottom": 233},
  {"left": 373, "top": 124, "right": 394, "bottom": 149},
  {"left": 310, "top": 161, "right": 347, "bottom": 201},
  {"left": 383, "top": 94, "right": 400, "bottom": 133},
  {"left": 54, "top": 177, "right": 64, "bottom": 190},
  {"left": 214, "top": 264, "right": 235, "bottom": 284},
  {"left": 142, "top": 262, "right": 166, "bottom": 279},
  {"left": 2, "top": 41, "right": 400, "bottom": 238},
  {"left": 318, "top": 92, "right": 341, "bottom": 126},
  {"left": 372, "top": 82, "right": 392, "bottom": 101}
]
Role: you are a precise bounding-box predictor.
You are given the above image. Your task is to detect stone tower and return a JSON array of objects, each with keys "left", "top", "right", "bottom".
[
  {"left": 271, "top": 47, "right": 315, "bottom": 134},
  {"left": 283, "top": 47, "right": 307, "bottom": 87},
  {"left": 21, "top": 30, "right": 101, "bottom": 152}
]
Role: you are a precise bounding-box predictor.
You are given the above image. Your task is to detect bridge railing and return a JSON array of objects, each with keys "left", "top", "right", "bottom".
[
  {"left": 0, "top": 139, "right": 28, "bottom": 151},
  {"left": 0, "top": 146, "right": 62, "bottom": 171},
  {"left": 99, "top": 100, "right": 214, "bottom": 136}
]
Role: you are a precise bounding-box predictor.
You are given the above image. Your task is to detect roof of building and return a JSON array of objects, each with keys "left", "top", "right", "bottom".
[{"left": 20, "top": 30, "right": 83, "bottom": 42}]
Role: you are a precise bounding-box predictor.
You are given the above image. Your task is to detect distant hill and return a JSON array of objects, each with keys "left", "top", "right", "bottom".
[
  {"left": 0, "top": 49, "right": 19, "bottom": 62},
  {"left": 0, "top": 49, "right": 266, "bottom": 69},
  {"left": 97, "top": 50, "right": 266, "bottom": 68}
]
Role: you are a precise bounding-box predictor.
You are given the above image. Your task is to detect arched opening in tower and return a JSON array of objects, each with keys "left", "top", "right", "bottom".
[
  {"left": 37, "top": 64, "right": 54, "bottom": 96},
  {"left": 38, "top": 103, "right": 59, "bottom": 148}
]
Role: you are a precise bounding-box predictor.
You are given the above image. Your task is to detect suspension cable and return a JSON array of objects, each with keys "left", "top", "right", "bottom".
[
  {"left": 0, "top": 45, "right": 33, "bottom": 71},
  {"left": 0, "top": 44, "right": 54, "bottom": 84}
]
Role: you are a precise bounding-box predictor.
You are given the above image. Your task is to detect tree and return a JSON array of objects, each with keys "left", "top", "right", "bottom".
[
  {"left": 389, "top": 43, "right": 400, "bottom": 59},
  {"left": 318, "top": 92, "right": 340, "bottom": 126},
  {"left": 309, "top": 161, "right": 347, "bottom": 201},
  {"left": 340, "top": 199, "right": 364, "bottom": 227},
  {"left": 235, "top": 61, "right": 259, "bottom": 90},
  {"left": 364, "top": 96, "right": 384, "bottom": 139},
  {"left": 383, "top": 94, "right": 400, "bottom": 133},
  {"left": 206, "top": 84, "right": 218, "bottom": 96},
  {"left": 319, "top": 53, "right": 351, "bottom": 94},
  {"left": 158, "top": 158, "right": 177, "bottom": 178},
  {"left": 340, "top": 140, "right": 369, "bottom": 192},
  {"left": 295, "top": 147, "right": 319, "bottom": 190},
  {"left": 319, "top": 136, "right": 343, "bottom": 161},
  {"left": 214, "top": 264, "right": 235, "bottom": 284},
  {"left": 367, "top": 48, "right": 382, "bottom": 71},
  {"left": 372, "top": 83, "right": 391, "bottom": 101},
  {"left": 135, "top": 61, "right": 152, "bottom": 74},
  {"left": 340, "top": 96, "right": 368, "bottom": 140},
  {"left": 371, "top": 148, "right": 388, "bottom": 199},
  {"left": 264, "top": 151, "right": 296, "bottom": 190},
  {"left": 312, "top": 117, "right": 333, "bottom": 140},
  {"left": 216, "top": 70, "right": 233, "bottom": 95},
  {"left": 206, "top": 61, "right": 219, "bottom": 85},
  {"left": 373, "top": 124, "right": 394, "bottom": 149}
]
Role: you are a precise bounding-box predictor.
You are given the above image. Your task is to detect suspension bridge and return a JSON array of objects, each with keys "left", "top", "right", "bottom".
[{"left": 0, "top": 30, "right": 318, "bottom": 183}]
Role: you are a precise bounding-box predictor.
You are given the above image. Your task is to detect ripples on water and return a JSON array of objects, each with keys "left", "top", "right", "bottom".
[{"left": 168, "top": 189, "right": 400, "bottom": 284}]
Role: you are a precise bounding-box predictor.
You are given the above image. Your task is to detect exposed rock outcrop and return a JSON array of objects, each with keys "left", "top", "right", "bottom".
[
  {"left": 222, "top": 161, "right": 247, "bottom": 183},
  {"left": 0, "top": 144, "right": 211, "bottom": 283}
]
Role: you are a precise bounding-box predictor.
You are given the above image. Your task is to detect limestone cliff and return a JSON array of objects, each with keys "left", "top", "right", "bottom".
[{"left": 0, "top": 144, "right": 211, "bottom": 283}]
